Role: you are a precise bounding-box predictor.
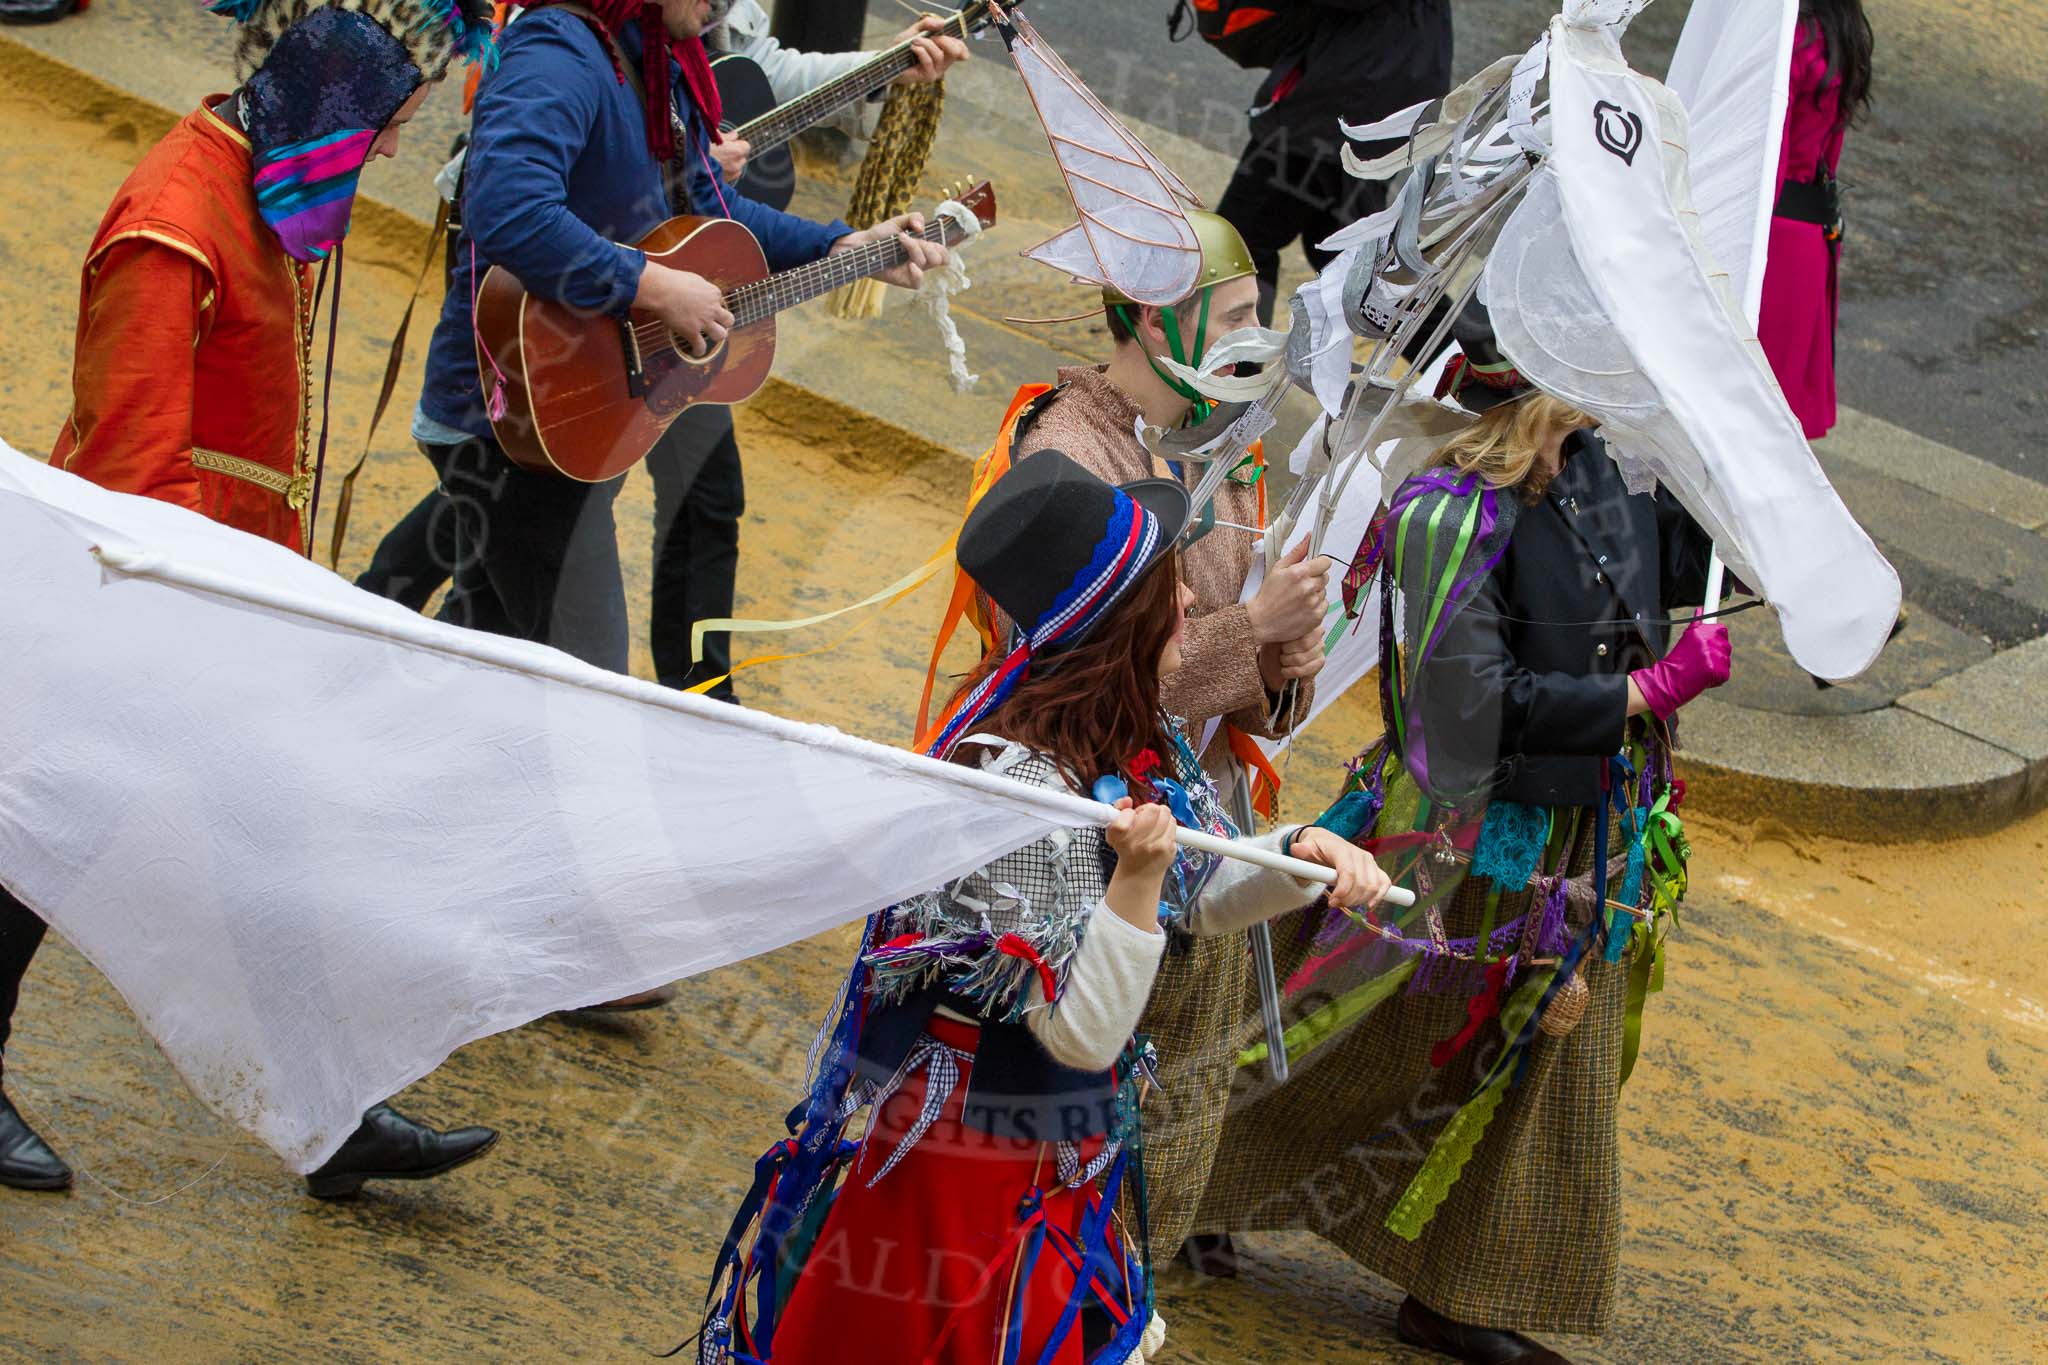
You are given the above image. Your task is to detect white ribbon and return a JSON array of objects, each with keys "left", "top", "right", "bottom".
[{"left": 914, "top": 199, "right": 983, "bottom": 395}]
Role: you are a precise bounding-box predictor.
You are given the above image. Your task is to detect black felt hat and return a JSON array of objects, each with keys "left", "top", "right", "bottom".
[
  {"left": 1434, "top": 297, "right": 1536, "bottom": 414},
  {"left": 959, "top": 449, "right": 1190, "bottom": 656}
]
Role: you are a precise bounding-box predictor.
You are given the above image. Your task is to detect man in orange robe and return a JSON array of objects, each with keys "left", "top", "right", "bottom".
[
  {"left": 51, "top": 98, "right": 320, "bottom": 550},
  {"left": 1, "top": 0, "right": 503, "bottom": 1199}
]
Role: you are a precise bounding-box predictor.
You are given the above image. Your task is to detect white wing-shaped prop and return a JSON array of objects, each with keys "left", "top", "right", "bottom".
[
  {"left": 1491, "top": 16, "right": 1897, "bottom": 679},
  {"left": 0, "top": 444, "right": 1139, "bottom": 1172},
  {"left": 996, "top": 6, "right": 1202, "bottom": 306},
  {"left": 1178, "top": 0, "right": 1894, "bottom": 695}
]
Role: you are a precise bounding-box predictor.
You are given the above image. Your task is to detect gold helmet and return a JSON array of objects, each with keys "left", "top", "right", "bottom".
[{"left": 1101, "top": 210, "right": 1256, "bottom": 309}]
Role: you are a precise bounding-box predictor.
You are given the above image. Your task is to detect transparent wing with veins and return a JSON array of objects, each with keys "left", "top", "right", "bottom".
[{"left": 995, "top": 6, "right": 1202, "bottom": 306}]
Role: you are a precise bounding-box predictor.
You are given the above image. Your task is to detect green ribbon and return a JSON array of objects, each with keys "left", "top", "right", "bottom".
[
  {"left": 1474, "top": 886, "right": 1502, "bottom": 965},
  {"left": 1386, "top": 491, "right": 1480, "bottom": 788},
  {"left": 1383, "top": 972, "right": 1551, "bottom": 1241},
  {"left": 1236, "top": 957, "right": 1419, "bottom": 1070},
  {"left": 1114, "top": 288, "right": 1216, "bottom": 422},
  {"left": 1641, "top": 791, "right": 1690, "bottom": 927},
  {"left": 1618, "top": 919, "right": 1666, "bottom": 1087}
]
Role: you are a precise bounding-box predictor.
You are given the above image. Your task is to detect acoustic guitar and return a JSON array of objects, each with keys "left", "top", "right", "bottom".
[
  {"left": 475, "top": 181, "right": 996, "bottom": 482},
  {"left": 709, "top": 0, "right": 1025, "bottom": 211}
]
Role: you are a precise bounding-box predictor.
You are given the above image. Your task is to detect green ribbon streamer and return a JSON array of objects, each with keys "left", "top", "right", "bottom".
[
  {"left": 1618, "top": 920, "right": 1666, "bottom": 1088},
  {"left": 1235, "top": 957, "right": 1419, "bottom": 1070},
  {"left": 1474, "top": 886, "right": 1501, "bottom": 965},
  {"left": 1385, "top": 1068, "right": 1511, "bottom": 1241},
  {"left": 1386, "top": 491, "right": 1479, "bottom": 798},
  {"left": 1415, "top": 496, "right": 1481, "bottom": 678},
  {"left": 1383, "top": 973, "right": 1551, "bottom": 1240},
  {"left": 1115, "top": 290, "right": 1215, "bottom": 420}
]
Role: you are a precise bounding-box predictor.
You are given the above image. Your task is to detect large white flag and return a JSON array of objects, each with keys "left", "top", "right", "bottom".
[
  {"left": 0, "top": 442, "right": 1111, "bottom": 1172},
  {"left": 1491, "top": 16, "right": 1897, "bottom": 679}
]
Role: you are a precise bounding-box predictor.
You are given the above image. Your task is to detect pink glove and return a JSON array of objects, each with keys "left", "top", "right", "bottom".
[{"left": 1631, "top": 618, "right": 1732, "bottom": 718}]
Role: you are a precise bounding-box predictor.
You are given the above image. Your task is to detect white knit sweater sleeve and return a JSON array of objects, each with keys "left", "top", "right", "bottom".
[
  {"left": 723, "top": 0, "right": 877, "bottom": 106},
  {"left": 1022, "top": 902, "right": 1166, "bottom": 1073},
  {"left": 1182, "top": 828, "right": 1321, "bottom": 937}
]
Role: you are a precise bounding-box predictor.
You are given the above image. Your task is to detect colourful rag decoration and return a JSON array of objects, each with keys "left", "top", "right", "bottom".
[
  {"left": 1229, "top": 463, "right": 1700, "bottom": 1242},
  {"left": 209, "top": 1, "right": 498, "bottom": 262}
]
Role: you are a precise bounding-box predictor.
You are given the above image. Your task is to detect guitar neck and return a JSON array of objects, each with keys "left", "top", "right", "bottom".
[
  {"left": 733, "top": 3, "right": 992, "bottom": 154},
  {"left": 735, "top": 42, "right": 919, "bottom": 153},
  {"left": 724, "top": 218, "right": 964, "bottom": 327}
]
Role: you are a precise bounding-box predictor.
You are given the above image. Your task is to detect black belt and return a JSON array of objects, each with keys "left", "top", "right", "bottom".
[{"left": 1775, "top": 171, "right": 1843, "bottom": 242}]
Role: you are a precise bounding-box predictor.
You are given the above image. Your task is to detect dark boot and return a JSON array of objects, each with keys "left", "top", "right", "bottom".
[
  {"left": 0, "top": 1088, "right": 73, "bottom": 1191},
  {"left": 1396, "top": 1296, "right": 1572, "bottom": 1365},
  {"left": 1177, "top": 1232, "right": 1240, "bottom": 1278},
  {"left": 305, "top": 1102, "right": 498, "bottom": 1200}
]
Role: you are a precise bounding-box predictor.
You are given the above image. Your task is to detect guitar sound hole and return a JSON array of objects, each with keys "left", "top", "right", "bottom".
[{"left": 670, "top": 329, "right": 729, "bottom": 367}]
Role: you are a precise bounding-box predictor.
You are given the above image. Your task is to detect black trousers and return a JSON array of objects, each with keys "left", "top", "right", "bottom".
[
  {"left": 424, "top": 435, "right": 631, "bottom": 672},
  {"left": 0, "top": 885, "right": 48, "bottom": 1072},
  {"left": 360, "top": 414, "right": 742, "bottom": 694},
  {"left": 355, "top": 484, "right": 459, "bottom": 612},
  {"left": 647, "top": 404, "right": 745, "bottom": 700},
  {"left": 1214, "top": 137, "right": 1391, "bottom": 325}
]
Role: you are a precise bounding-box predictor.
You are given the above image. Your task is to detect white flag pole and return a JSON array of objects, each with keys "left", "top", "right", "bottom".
[{"left": 87, "top": 545, "right": 1415, "bottom": 909}]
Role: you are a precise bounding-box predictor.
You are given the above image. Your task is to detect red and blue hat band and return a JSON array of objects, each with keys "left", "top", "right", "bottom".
[{"left": 928, "top": 490, "right": 1161, "bottom": 759}]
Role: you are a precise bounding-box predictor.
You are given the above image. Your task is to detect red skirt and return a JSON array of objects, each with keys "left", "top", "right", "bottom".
[{"left": 768, "top": 1016, "right": 1137, "bottom": 1365}]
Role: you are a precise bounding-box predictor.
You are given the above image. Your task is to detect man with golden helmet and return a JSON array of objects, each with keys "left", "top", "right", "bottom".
[{"left": 950, "top": 209, "right": 1333, "bottom": 1266}]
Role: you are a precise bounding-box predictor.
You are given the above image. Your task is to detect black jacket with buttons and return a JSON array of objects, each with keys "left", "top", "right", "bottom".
[{"left": 1413, "top": 431, "right": 1715, "bottom": 809}]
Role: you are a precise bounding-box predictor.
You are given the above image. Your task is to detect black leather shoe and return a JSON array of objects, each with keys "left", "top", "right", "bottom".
[
  {"left": 305, "top": 1102, "right": 498, "bottom": 1200},
  {"left": 1396, "top": 1295, "right": 1571, "bottom": 1364},
  {"left": 0, "top": 1088, "right": 73, "bottom": 1191}
]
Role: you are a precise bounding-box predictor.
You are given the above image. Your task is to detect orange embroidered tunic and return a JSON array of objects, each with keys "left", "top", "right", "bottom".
[{"left": 52, "top": 97, "right": 317, "bottom": 553}]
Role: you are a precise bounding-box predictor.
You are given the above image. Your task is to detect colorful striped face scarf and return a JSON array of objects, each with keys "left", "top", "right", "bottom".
[{"left": 240, "top": 8, "right": 423, "bottom": 262}]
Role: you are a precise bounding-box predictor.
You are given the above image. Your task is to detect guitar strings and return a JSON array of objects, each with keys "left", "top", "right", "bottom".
[
  {"left": 627, "top": 220, "right": 949, "bottom": 341},
  {"left": 626, "top": 220, "right": 958, "bottom": 354},
  {"left": 738, "top": 1, "right": 986, "bottom": 145}
]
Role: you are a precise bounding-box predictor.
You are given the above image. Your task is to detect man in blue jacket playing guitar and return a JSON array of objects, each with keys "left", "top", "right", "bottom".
[{"left": 404, "top": 0, "right": 950, "bottom": 679}]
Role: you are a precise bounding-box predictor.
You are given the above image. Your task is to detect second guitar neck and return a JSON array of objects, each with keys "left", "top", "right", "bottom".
[{"left": 730, "top": 3, "right": 993, "bottom": 155}]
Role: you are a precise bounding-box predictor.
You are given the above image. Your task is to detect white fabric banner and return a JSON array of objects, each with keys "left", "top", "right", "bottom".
[
  {"left": 0, "top": 443, "right": 1119, "bottom": 1173},
  {"left": 1664, "top": 0, "right": 1799, "bottom": 323},
  {"left": 1491, "top": 18, "right": 1897, "bottom": 680}
]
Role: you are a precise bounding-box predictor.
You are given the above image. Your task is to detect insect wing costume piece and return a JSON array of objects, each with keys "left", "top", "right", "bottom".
[{"left": 996, "top": 7, "right": 1202, "bottom": 307}]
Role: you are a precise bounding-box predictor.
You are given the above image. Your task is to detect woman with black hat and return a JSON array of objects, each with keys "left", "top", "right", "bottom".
[
  {"left": 1185, "top": 303, "right": 1731, "bottom": 1364},
  {"left": 696, "top": 449, "right": 1390, "bottom": 1365}
]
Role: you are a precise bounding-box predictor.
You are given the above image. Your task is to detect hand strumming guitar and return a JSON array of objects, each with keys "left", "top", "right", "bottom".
[
  {"left": 635, "top": 261, "right": 734, "bottom": 358},
  {"left": 830, "top": 211, "right": 950, "bottom": 290}
]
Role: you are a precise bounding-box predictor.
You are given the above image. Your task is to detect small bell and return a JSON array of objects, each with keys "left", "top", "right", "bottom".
[{"left": 1538, "top": 969, "right": 1589, "bottom": 1038}]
